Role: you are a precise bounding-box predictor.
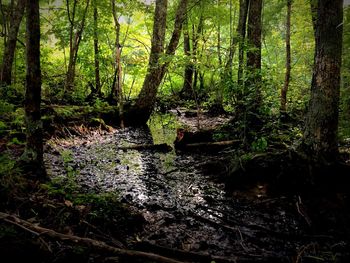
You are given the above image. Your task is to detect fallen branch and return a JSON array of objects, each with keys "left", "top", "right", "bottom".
[
  {"left": 135, "top": 240, "right": 238, "bottom": 263},
  {"left": 117, "top": 143, "right": 172, "bottom": 152},
  {"left": 0, "top": 212, "right": 186, "bottom": 263},
  {"left": 176, "top": 140, "right": 240, "bottom": 151}
]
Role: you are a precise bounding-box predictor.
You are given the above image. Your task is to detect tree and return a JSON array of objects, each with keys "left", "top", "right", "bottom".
[
  {"left": 246, "top": 0, "right": 263, "bottom": 110},
  {"left": 237, "top": 0, "right": 249, "bottom": 87},
  {"left": 64, "top": 0, "right": 90, "bottom": 96},
  {"left": 280, "top": 0, "right": 292, "bottom": 113},
  {"left": 20, "top": 0, "right": 45, "bottom": 177},
  {"left": 111, "top": 0, "right": 124, "bottom": 127},
  {"left": 303, "top": 0, "right": 343, "bottom": 161},
  {"left": 0, "top": 0, "right": 25, "bottom": 86},
  {"left": 180, "top": 14, "right": 194, "bottom": 99},
  {"left": 126, "top": 0, "right": 188, "bottom": 126},
  {"left": 93, "top": 0, "right": 101, "bottom": 96}
]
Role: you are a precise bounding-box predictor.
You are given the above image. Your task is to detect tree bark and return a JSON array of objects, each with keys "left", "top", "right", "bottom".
[
  {"left": 126, "top": 0, "right": 188, "bottom": 126},
  {"left": 21, "top": 0, "right": 45, "bottom": 177},
  {"left": 246, "top": 0, "right": 262, "bottom": 111},
  {"left": 303, "top": 0, "right": 343, "bottom": 162},
  {"left": 0, "top": 0, "right": 25, "bottom": 86},
  {"left": 280, "top": 0, "right": 292, "bottom": 113}
]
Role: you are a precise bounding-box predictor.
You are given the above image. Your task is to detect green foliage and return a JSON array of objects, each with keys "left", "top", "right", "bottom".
[
  {"left": 0, "top": 100, "right": 25, "bottom": 137},
  {"left": 0, "top": 100, "right": 15, "bottom": 116},
  {"left": 8, "top": 137, "right": 24, "bottom": 146},
  {"left": 0, "top": 154, "right": 16, "bottom": 176},
  {"left": 0, "top": 120, "right": 7, "bottom": 131},
  {"left": 251, "top": 137, "right": 268, "bottom": 152}
]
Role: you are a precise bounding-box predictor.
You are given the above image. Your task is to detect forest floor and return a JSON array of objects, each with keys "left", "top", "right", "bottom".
[{"left": 1, "top": 108, "right": 350, "bottom": 263}]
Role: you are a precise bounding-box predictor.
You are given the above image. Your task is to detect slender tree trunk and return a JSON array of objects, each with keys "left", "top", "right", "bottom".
[
  {"left": 180, "top": 15, "right": 194, "bottom": 99},
  {"left": 246, "top": 0, "right": 262, "bottom": 110},
  {"left": 192, "top": 13, "right": 203, "bottom": 91},
  {"left": 0, "top": 0, "right": 25, "bottom": 86},
  {"left": 237, "top": 0, "right": 249, "bottom": 87},
  {"left": 21, "top": 0, "right": 45, "bottom": 177},
  {"left": 111, "top": 0, "right": 121, "bottom": 100},
  {"left": 303, "top": 0, "right": 343, "bottom": 162},
  {"left": 93, "top": 0, "right": 101, "bottom": 96},
  {"left": 280, "top": 0, "right": 292, "bottom": 113},
  {"left": 0, "top": 0, "right": 8, "bottom": 46},
  {"left": 126, "top": 0, "right": 188, "bottom": 126},
  {"left": 217, "top": 0, "right": 222, "bottom": 68},
  {"left": 111, "top": 0, "right": 124, "bottom": 127},
  {"left": 225, "top": 0, "right": 238, "bottom": 75},
  {"left": 64, "top": 0, "right": 90, "bottom": 95}
]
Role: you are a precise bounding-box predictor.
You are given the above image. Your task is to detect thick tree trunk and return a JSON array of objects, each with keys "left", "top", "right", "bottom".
[
  {"left": 126, "top": 0, "right": 188, "bottom": 126},
  {"left": 93, "top": 0, "right": 101, "bottom": 96},
  {"left": 0, "top": 0, "right": 25, "bottom": 86},
  {"left": 21, "top": 0, "right": 45, "bottom": 176},
  {"left": 303, "top": 0, "right": 343, "bottom": 162},
  {"left": 237, "top": 0, "right": 249, "bottom": 87},
  {"left": 246, "top": 0, "right": 262, "bottom": 111},
  {"left": 280, "top": 0, "right": 292, "bottom": 113},
  {"left": 125, "top": 0, "right": 167, "bottom": 126}
]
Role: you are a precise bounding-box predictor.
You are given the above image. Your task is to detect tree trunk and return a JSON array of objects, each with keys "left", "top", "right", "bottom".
[
  {"left": 126, "top": 0, "right": 188, "bottom": 126},
  {"left": 93, "top": 0, "right": 101, "bottom": 96},
  {"left": 280, "top": 0, "right": 292, "bottom": 113},
  {"left": 0, "top": 0, "right": 8, "bottom": 46},
  {"left": 180, "top": 15, "right": 194, "bottom": 99},
  {"left": 21, "top": 0, "right": 45, "bottom": 177},
  {"left": 303, "top": 0, "right": 343, "bottom": 162},
  {"left": 192, "top": 13, "right": 203, "bottom": 92},
  {"left": 0, "top": 0, "right": 25, "bottom": 86},
  {"left": 111, "top": 0, "right": 124, "bottom": 127},
  {"left": 64, "top": 0, "right": 90, "bottom": 95},
  {"left": 217, "top": 0, "right": 222, "bottom": 68},
  {"left": 237, "top": 0, "right": 249, "bottom": 87},
  {"left": 246, "top": 0, "right": 262, "bottom": 111}
]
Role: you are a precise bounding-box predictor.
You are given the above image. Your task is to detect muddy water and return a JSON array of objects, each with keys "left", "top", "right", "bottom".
[{"left": 44, "top": 113, "right": 335, "bottom": 261}]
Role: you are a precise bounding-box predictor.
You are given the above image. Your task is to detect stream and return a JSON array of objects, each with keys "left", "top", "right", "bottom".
[{"left": 44, "top": 112, "right": 348, "bottom": 262}]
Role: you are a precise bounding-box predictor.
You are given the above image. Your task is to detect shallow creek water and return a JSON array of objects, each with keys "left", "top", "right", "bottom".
[{"left": 43, "top": 113, "right": 330, "bottom": 261}]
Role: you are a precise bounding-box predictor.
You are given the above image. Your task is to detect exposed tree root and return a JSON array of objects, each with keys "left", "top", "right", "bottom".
[{"left": 0, "top": 212, "right": 186, "bottom": 263}]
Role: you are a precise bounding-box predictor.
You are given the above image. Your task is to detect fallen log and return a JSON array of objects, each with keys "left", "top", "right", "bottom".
[
  {"left": 0, "top": 212, "right": 185, "bottom": 263},
  {"left": 175, "top": 140, "right": 240, "bottom": 151},
  {"left": 117, "top": 143, "right": 172, "bottom": 152}
]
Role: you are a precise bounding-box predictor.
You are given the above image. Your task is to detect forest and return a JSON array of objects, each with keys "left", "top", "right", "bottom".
[{"left": 0, "top": 0, "right": 350, "bottom": 262}]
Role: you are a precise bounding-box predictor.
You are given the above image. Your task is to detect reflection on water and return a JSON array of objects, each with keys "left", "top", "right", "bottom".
[{"left": 44, "top": 112, "right": 225, "bottom": 209}]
